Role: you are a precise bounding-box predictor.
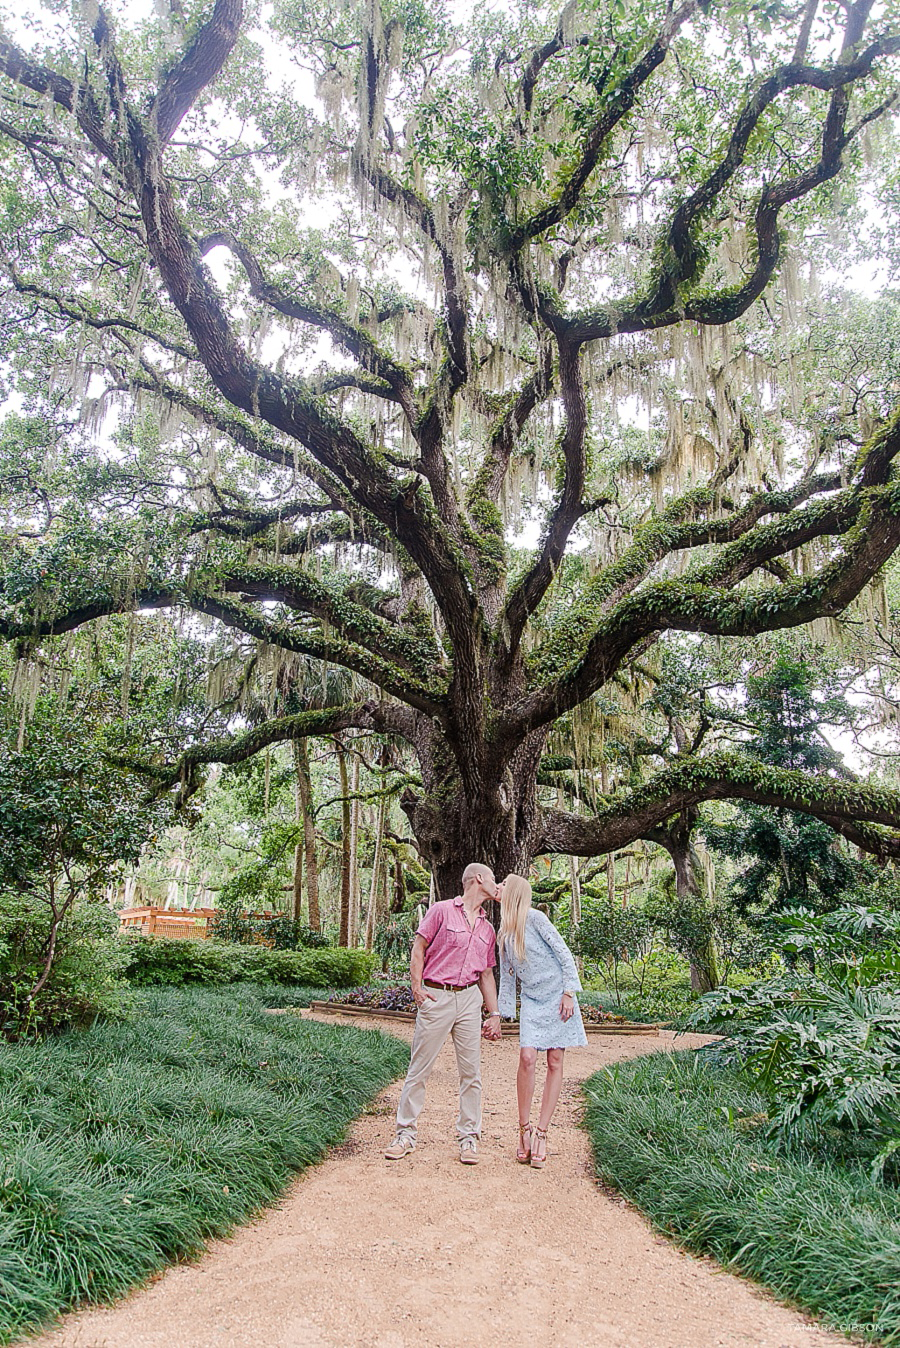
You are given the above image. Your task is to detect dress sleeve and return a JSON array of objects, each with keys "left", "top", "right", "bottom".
[
  {"left": 532, "top": 912, "right": 582, "bottom": 993},
  {"left": 498, "top": 939, "right": 517, "bottom": 1018}
]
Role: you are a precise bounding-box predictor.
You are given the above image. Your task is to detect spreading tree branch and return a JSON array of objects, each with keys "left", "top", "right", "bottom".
[
  {"left": 506, "top": 0, "right": 697, "bottom": 251},
  {"left": 197, "top": 229, "right": 418, "bottom": 418},
  {"left": 537, "top": 750, "right": 900, "bottom": 859},
  {"left": 150, "top": 0, "right": 244, "bottom": 146},
  {"left": 509, "top": 414, "right": 900, "bottom": 740},
  {"left": 124, "top": 697, "right": 418, "bottom": 797}
]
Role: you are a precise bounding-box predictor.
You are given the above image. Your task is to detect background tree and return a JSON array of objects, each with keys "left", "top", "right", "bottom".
[
  {"left": 0, "top": 706, "right": 162, "bottom": 1032},
  {"left": 704, "top": 655, "right": 873, "bottom": 913},
  {"left": 3, "top": 0, "right": 900, "bottom": 900}
]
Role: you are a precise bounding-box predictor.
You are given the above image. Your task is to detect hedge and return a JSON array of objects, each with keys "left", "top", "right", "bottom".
[{"left": 121, "top": 936, "right": 375, "bottom": 988}]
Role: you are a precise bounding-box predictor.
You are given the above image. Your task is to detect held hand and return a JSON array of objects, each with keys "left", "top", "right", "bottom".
[
  {"left": 413, "top": 986, "right": 437, "bottom": 1008},
  {"left": 560, "top": 993, "right": 575, "bottom": 1022}
]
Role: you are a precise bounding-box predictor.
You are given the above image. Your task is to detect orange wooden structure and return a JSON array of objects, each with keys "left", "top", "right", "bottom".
[{"left": 119, "top": 906, "right": 219, "bottom": 940}]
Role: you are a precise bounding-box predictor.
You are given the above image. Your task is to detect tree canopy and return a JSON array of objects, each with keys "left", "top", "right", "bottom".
[{"left": 3, "top": 0, "right": 900, "bottom": 896}]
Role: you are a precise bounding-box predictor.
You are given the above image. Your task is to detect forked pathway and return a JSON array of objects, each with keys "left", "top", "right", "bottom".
[{"left": 32, "top": 1015, "right": 852, "bottom": 1348}]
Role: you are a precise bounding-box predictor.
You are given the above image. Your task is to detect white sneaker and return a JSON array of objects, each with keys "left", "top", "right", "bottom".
[
  {"left": 385, "top": 1135, "right": 415, "bottom": 1160},
  {"left": 459, "top": 1138, "right": 479, "bottom": 1165}
]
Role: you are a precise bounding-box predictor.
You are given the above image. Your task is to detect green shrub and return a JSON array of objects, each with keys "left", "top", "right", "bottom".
[
  {"left": 373, "top": 913, "right": 417, "bottom": 973},
  {"left": 583, "top": 1051, "right": 900, "bottom": 1345},
  {"left": 0, "top": 983, "right": 408, "bottom": 1343},
  {"left": 207, "top": 909, "right": 330, "bottom": 949},
  {"left": 684, "top": 905, "right": 900, "bottom": 1168},
  {"left": 0, "top": 897, "right": 133, "bottom": 1038},
  {"left": 0, "top": 714, "right": 162, "bottom": 1037},
  {"left": 121, "top": 936, "right": 375, "bottom": 989}
]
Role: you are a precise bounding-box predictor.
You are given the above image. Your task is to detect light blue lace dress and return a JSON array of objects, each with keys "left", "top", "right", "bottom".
[{"left": 497, "top": 909, "right": 588, "bottom": 1049}]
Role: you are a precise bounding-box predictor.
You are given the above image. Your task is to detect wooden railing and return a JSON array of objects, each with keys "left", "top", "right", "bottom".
[{"left": 118, "top": 907, "right": 219, "bottom": 940}]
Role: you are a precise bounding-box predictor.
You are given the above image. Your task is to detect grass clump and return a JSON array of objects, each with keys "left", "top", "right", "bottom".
[
  {"left": 583, "top": 1051, "right": 900, "bottom": 1345},
  {"left": 0, "top": 983, "right": 408, "bottom": 1343}
]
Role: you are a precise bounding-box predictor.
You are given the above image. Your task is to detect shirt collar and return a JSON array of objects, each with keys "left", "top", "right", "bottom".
[{"left": 454, "top": 894, "right": 487, "bottom": 919}]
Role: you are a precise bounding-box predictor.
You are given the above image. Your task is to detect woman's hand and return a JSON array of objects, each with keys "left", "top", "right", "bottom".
[{"left": 559, "top": 992, "right": 575, "bottom": 1021}]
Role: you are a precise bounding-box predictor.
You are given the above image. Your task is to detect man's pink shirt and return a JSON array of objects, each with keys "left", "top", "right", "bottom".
[{"left": 416, "top": 896, "right": 496, "bottom": 986}]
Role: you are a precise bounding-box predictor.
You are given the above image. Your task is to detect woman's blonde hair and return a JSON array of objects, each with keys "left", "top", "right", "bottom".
[{"left": 499, "top": 873, "right": 532, "bottom": 963}]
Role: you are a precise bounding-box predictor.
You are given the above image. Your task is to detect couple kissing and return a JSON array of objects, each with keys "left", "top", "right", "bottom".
[{"left": 385, "top": 862, "right": 586, "bottom": 1169}]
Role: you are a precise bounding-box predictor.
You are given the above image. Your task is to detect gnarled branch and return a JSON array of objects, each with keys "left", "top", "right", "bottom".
[{"left": 537, "top": 750, "right": 900, "bottom": 859}]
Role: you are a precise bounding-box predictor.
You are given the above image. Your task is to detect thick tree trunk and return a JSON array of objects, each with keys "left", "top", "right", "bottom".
[{"left": 400, "top": 728, "right": 546, "bottom": 901}]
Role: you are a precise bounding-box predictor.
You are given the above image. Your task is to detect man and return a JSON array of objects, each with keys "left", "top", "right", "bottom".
[{"left": 385, "top": 862, "right": 502, "bottom": 1165}]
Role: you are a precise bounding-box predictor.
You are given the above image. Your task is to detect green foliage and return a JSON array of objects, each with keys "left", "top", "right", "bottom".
[
  {"left": 685, "top": 907, "right": 900, "bottom": 1168},
  {"left": 207, "top": 910, "right": 329, "bottom": 950},
  {"left": 776, "top": 903, "right": 900, "bottom": 986},
  {"left": 573, "top": 900, "right": 655, "bottom": 966},
  {"left": 573, "top": 886, "right": 767, "bottom": 1018},
  {"left": 373, "top": 912, "right": 418, "bottom": 972},
  {"left": 583, "top": 1052, "right": 900, "bottom": 1344},
  {"left": 0, "top": 713, "right": 154, "bottom": 897},
  {"left": 0, "top": 984, "right": 409, "bottom": 1343},
  {"left": 121, "top": 937, "right": 375, "bottom": 989},
  {"left": 215, "top": 820, "right": 303, "bottom": 913},
  {"left": 645, "top": 882, "right": 718, "bottom": 979},
  {"left": 0, "top": 711, "right": 164, "bottom": 1036},
  {"left": 0, "top": 897, "right": 131, "bottom": 1039},
  {"left": 704, "top": 658, "right": 871, "bottom": 913}
]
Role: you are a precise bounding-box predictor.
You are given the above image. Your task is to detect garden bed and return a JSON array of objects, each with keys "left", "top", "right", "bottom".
[
  {"left": 308, "top": 989, "right": 660, "bottom": 1035},
  {"left": 583, "top": 1049, "right": 900, "bottom": 1344},
  {"left": 0, "top": 983, "right": 409, "bottom": 1344}
]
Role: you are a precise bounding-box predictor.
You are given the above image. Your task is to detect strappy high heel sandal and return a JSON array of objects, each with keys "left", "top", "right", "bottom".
[
  {"left": 530, "top": 1125, "right": 548, "bottom": 1169},
  {"left": 516, "top": 1123, "right": 532, "bottom": 1164}
]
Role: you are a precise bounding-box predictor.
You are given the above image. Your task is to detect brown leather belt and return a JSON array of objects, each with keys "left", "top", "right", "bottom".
[{"left": 424, "top": 979, "right": 479, "bottom": 992}]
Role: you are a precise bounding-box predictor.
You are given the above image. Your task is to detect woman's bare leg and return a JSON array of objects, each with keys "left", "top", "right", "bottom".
[
  {"left": 533, "top": 1049, "right": 565, "bottom": 1161},
  {"left": 517, "top": 1047, "right": 538, "bottom": 1126}
]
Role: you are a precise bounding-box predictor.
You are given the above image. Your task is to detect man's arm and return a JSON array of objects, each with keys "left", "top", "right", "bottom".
[
  {"left": 410, "top": 935, "right": 435, "bottom": 1008},
  {"left": 478, "top": 966, "right": 501, "bottom": 1039},
  {"left": 478, "top": 966, "right": 499, "bottom": 1016}
]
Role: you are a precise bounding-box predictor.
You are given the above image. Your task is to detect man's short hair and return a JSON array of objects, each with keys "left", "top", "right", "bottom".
[{"left": 462, "top": 862, "right": 495, "bottom": 888}]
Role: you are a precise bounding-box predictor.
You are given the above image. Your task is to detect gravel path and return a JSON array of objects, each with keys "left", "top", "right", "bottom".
[{"left": 29, "top": 1013, "right": 853, "bottom": 1348}]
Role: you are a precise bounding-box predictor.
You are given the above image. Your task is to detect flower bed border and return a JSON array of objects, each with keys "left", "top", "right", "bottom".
[{"left": 307, "top": 1000, "right": 660, "bottom": 1035}]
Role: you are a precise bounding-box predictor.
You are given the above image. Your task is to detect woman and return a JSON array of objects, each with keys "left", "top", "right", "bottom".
[{"left": 497, "top": 874, "right": 587, "bottom": 1169}]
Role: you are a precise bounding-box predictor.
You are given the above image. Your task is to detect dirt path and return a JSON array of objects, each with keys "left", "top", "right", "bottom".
[{"left": 30, "top": 1014, "right": 852, "bottom": 1348}]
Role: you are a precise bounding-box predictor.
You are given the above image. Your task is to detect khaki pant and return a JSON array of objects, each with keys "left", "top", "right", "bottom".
[{"left": 395, "top": 984, "right": 483, "bottom": 1143}]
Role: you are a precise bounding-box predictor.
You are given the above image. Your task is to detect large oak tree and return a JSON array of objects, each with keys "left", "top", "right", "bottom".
[{"left": 3, "top": 0, "right": 900, "bottom": 899}]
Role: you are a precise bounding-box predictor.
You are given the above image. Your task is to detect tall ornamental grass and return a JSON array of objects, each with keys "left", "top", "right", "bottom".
[
  {"left": 583, "top": 1051, "right": 900, "bottom": 1344},
  {"left": 0, "top": 984, "right": 408, "bottom": 1343}
]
